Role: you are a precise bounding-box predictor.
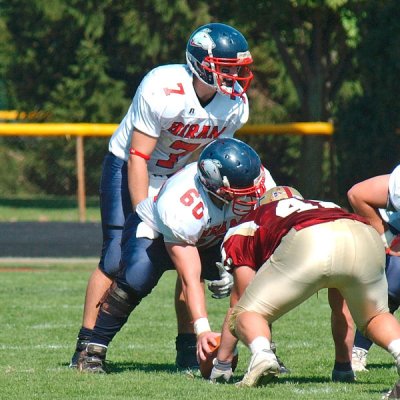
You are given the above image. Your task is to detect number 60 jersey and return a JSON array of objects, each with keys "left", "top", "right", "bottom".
[{"left": 136, "top": 162, "right": 276, "bottom": 248}]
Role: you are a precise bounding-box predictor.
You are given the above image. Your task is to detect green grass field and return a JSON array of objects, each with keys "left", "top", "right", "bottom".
[
  {"left": 0, "top": 196, "right": 100, "bottom": 222},
  {"left": 0, "top": 260, "right": 397, "bottom": 400}
]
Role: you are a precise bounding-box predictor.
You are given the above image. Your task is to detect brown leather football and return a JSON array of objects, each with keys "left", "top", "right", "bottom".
[{"left": 199, "top": 335, "right": 239, "bottom": 379}]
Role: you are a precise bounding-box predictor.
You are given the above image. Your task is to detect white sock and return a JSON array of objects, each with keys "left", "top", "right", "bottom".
[
  {"left": 388, "top": 338, "right": 400, "bottom": 359},
  {"left": 249, "top": 336, "right": 271, "bottom": 354}
]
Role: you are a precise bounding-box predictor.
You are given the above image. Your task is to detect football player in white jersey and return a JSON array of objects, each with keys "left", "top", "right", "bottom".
[
  {"left": 77, "top": 138, "right": 276, "bottom": 373},
  {"left": 70, "top": 22, "right": 254, "bottom": 369},
  {"left": 348, "top": 165, "right": 400, "bottom": 373}
]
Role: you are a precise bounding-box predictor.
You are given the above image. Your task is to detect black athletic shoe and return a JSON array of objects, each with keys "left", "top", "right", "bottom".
[
  {"left": 78, "top": 343, "right": 107, "bottom": 373},
  {"left": 175, "top": 333, "right": 199, "bottom": 370},
  {"left": 69, "top": 338, "right": 90, "bottom": 368},
  {"left": 332, "top": 368, "right": 356, "bottom": 383},
  {"left": 276, "top": 354, "right": 290, "bottom": 374},
  {"left": 270, "top": 341, "right": 290, "bottom": 374}
]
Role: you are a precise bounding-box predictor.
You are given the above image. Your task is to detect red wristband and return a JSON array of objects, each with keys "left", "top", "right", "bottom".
[{"left": 129, "top": 148, "right": 150, "bottom": 161}]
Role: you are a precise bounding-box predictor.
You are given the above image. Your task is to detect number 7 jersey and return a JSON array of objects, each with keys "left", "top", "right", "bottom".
[{"left": 108, "top": 64, "right": 249, "bottom": 175}]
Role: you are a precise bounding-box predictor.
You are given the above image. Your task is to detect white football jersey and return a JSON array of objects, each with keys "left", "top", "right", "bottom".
[
  {"left": 108, "top": 64, "right": 249, "bottom": 176},
  {"left": 379, "top": 164, "right": 400, "bottom": 231},
  {"left": 136, "top": 163, "right": 276, "bottom": 248}
]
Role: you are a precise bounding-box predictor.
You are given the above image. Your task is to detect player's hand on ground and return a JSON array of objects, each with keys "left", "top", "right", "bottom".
[
  {"left": 209, "top": 358, "right": 233, "bottom": 383},
  {"left": 207, "top": 262, "right": 233, "bottom": 299}
]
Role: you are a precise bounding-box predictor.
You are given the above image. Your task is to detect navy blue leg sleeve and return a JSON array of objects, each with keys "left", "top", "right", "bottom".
[
  {"left": 353, "top": 329, "right": 373, "bottom": 351},
  {"left": 98, "top": 153, "right": 132, "bottom": 276}
]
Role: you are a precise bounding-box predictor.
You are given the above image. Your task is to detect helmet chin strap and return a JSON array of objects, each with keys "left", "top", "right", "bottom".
[
  {"left": 204, "top": 186, "right": 231, "bottom": 207},
  {"left": 197, "top": 175, "right": 230, "bottom": 207}
]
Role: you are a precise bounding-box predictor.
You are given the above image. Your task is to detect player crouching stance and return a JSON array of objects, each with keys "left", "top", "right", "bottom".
[
  {"left": 211, "top": 186, "right": 400, "bottom": 398},
  {"left": 76, "top": 138, "right": 276, "bottom": 374}
]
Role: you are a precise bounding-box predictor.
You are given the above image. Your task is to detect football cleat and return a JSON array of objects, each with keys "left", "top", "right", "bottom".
[
  {"left": 78, "top": 343, "right": 107, "bottom": 373},
  {"left": 69, "top": 338, "right": 90, "bottom": 368},
  {"left": 332, "top": 368, "right": 356, "bottom": 383},
  {"left": 270, "top": 341, "right": 290, "bottom": 374},
  {"left": 276, "top": 354, "right": 290, "bottom": 374},
  {"left": 351, "top": 347, "right": 369, "bottom": 372},
  {"left": 175, "top": 334, "right": 199, "bottom": 370},
  {"left": 236, "top": 349, "right": 280, "bottom": 388}
]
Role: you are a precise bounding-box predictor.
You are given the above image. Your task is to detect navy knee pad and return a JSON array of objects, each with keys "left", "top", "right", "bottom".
[{"left": 99, "top": 281, "right": 141, "bottom": 318}]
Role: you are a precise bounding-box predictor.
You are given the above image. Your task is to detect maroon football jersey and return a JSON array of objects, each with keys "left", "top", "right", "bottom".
[{"left": 222, "top": 198, "right": 369, "bottom": 270}]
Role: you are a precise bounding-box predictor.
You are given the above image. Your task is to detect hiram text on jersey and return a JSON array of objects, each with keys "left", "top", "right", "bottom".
[
  {"left": 197, "top": 218, "right": 240, "bottom": 247},
  {"left": 168, "top": 122, "right": 227, "bottom": 139}
]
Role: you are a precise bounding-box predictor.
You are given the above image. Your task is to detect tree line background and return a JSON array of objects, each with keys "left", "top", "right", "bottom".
[{"left": 0, "top": 0, "right": 399, "bottom": 207}]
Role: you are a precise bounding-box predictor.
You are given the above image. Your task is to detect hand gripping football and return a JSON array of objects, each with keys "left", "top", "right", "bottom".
[{"left": 199, "top": 335, "right": 239, "bottom": 379}]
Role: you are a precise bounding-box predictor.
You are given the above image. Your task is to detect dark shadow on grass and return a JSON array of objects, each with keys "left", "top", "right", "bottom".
[
  {"left": 272, "top": 375, "right": 332, "bottom": 384},
  {"left": 105, "top": 361, "right": 183, "bottom": 374},
  {"left": 365, "top": 362, "right": 394, "bottom": 371},
  {"left": 63, "top": 361, "right": 332, "bottom": 383},
  {"left": 62, "top": 361, "right": 186, "bottom": 374}
]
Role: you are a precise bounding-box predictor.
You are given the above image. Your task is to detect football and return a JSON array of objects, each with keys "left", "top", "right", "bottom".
[{"left": 199, "top": 334, "right": 239, "bottom": 379}]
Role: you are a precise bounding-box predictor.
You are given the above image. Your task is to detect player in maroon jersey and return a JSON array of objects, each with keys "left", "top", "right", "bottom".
[{"left": 209, "top": 186, "right": 400, "bottom": 398}]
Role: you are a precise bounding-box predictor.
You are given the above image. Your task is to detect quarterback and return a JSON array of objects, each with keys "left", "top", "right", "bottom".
[
  {"left": 70, "top": 22, "right": 255, "bottom": 370},
  {"left": 210, "top": 186, "right": 400, "bottom": 399},
  {"left": 77, "top": 138, "right": 276, "bottom": 373}
]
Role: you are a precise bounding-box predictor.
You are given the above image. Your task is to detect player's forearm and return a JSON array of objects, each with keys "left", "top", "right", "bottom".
[
  {"left": 182, "top": 280, "right": 208, "bottom": 327},
  {"left": 127, "top": 156, "right": 149, "bottom": 209},
  {"left": 347, "top": 181, "right": 387, "bottom": 234},
  {"left": 166, "top": 244, "right": 209, "bottom": 330},
  {"left": 217, "top": 308, "right": 238, "bottom": 362}
]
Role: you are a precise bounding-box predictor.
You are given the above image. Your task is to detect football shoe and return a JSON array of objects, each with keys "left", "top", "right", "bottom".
[
  {"left": 236, "top": 349, "right": 280, "bottom": 388},
  {"left": 352, "top": 347, "right": 369, "bottom": 372},
  {"left": 332, "top": 368, "right": 356, "bottom": 382},
  {"left": 69, "top": 338, "right": 90, "bottom": 368},
  {"left": 270, "top": 341, "right": 290, "bottom": 374},
  {"left": 175, "top": 333, "right": 199, "bottom": 370},
  {"left": 78, "top": 343, "right": 107, "bottom": 373}
]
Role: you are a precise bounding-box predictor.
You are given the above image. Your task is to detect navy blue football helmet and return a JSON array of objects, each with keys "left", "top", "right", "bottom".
[
  {"left": 197, "top": 138, "right": 266, "bottom": 215},
  {"left": 186, "top": 23, "right": 253, "bottom": 97}
]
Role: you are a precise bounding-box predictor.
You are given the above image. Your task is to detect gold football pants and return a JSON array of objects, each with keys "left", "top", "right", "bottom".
[{"left": 230, "top": 219, "right": 388, "bottom": 335}]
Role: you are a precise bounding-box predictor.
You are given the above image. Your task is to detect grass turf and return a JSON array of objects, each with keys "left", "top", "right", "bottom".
[
  {"left": 0, "top": 261, "right": 397, "bottom": 400},
  {"left": 0, "top": 196, "right": 100, "bottom": 222}
]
